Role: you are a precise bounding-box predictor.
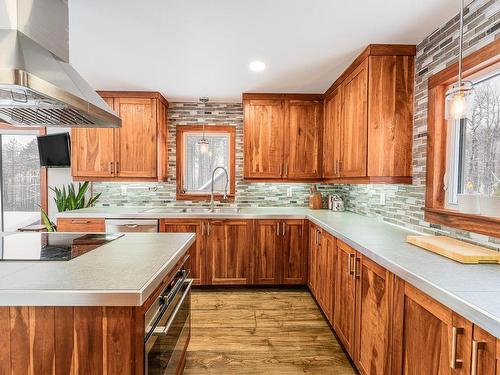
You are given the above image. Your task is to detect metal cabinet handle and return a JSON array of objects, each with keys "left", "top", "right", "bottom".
[
  {"left": 201, "top": 222, "right": 205, "bottom": 236},
  {"left": 279, "top": 163, "right": 283, "bottom": 177},
  {"left": 282, "top": 222, "right": 285, "bottom": 236},
  {"left": 316, "top": 229, "right": 321, "bottom": 246},
  {"left": 338, "top": 160, "right": 343, "bottom": 174},
  {"left": 471, "top": 340, "right": 485, "bottom": 375},
  {"left": 284, "top": 163, "right": 288, "bottom": 177},
  {"left": 109, "top": 161, "right": 114, "bottom": 175},
  {"left": 355, "top": 257, "right": 361, "bottom": 279},
  {"left": 207, "top": 222, "right": 210, "bottom": 236},
  {"left": 450, "top": 326, "right": 464, "bottom": 369},
  {"left": 71, "top": 220, "right": 90, "bottom": 224},
  {"left": 115, "top": 161, "right": 119, "bottom": 174},
  {"left": 276, "top": 222, "right": 280, "bottom": 236},
  {"left": 348, "top": 253, "right": 355, "bottom": 276}
]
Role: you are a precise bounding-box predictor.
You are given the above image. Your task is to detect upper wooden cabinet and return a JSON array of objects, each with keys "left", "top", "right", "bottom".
[
  {"left": 243, "top": 93, "right": 323, "bottom": 181},
  {"left": 72, "top": 91, "right": 168, "bottom": 182},
  {"left": 323, "top": 44, "right": 415, "bottom": 184}
]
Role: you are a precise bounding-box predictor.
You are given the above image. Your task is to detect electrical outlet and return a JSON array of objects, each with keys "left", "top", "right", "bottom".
[
  {"left": 120, "top": 186, "right": 128, "bottom": 196},
  {"left": 380, "top": 192, "right": 386, "bottom": 205},
  {"left": 287, "top": 187, "right": 293, "bottom": 197}
]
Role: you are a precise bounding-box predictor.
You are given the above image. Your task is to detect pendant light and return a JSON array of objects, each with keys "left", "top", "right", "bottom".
[
  {"left": 445, "top": 0, "right": 474, "bottom": 120},
  {"left": 197, "top": 97, "right": 209, "bottom": 154}
]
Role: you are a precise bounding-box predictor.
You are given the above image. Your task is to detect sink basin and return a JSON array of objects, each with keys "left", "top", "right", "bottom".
[
  {"left": 141, "top": 208, "right": 186, "bottom": 213},
  {"left": 184, "top": 207, "right": 241, "bottom": 214}
]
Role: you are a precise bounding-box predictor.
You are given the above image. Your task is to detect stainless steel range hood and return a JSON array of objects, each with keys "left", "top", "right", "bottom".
[{"left": 0, "top": 0, "right": 121, "bottom": 128}]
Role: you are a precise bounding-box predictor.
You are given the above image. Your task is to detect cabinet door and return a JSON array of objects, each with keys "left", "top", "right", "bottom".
[
  {"left": 316, "top": 230, "right": 335, "bottom": 323},
  {"left": 323, "top": 88, "right": 342, "bottom": 178},
  {"left": 368, "top": 55, "right": 413, "bottom": 178},
  {"left": 281, "top": 220, "right": 306, "bottom": 285},
  {"left": 243, "top": 99, "right": 285, "bottom": 178},
  {"left": 160, "top": 219, "right": 205, "bottom": 285},
  {"left": 71, "top": 97, "right": 116, "bottom": 178},
  {"left": 334, "top": 239, "right": 356, "bottom": 357},
  {"left": 392, "top": 279, "right": 454, "bottom": 375},
  {"left": 354, "top": 255, "right": 393, "bottom": 375},
  {"left": 341, "top": 59, "right": 368, "bottom": 178},
  {"left": 207, "top": 220, "right": 252, "bottom": 285},
  {"left": 471, "top": 325, "right": 497, "bottom": 375},
  {"left": 308, "top": 224, "right": 319, "bottom": 294},
  {"left": 114, "top": 98, "right": 157, "bottom": 178},
  {"left": 56, "top": 218, "right": 105, "bottom": 232},
  {"left": 285, "top": 100, "right": 322, "bottom": 179},
  {"left": 254, "top": 220, "right": 280, "bottom": 284}
]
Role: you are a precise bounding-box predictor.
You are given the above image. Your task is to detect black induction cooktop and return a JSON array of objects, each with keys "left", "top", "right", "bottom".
[{"left": 0, "top": 233, "right": 123, "bottom": 261}]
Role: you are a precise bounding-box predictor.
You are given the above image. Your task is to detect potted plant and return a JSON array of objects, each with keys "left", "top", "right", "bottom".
[{"left": 41, "top": 182, "right": 101, "bottom": 231}]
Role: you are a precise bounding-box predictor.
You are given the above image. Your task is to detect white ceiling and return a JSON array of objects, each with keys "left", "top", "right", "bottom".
[{"left": 69, "top": 0, "right": 458, "bottom": 102}]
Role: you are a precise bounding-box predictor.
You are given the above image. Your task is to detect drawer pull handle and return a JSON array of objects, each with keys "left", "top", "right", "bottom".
[
  {"left": 355, "top": 257, "right": 361, "bottom": 279},
  {"left": 450, "top": 326, "right": 464, "bottom": 369},
  {"left": 71, "top": 220, "right": 90, "bottom": 224},
  {"left": 471, "top": 340, "right": 485, "bottom": 375},
  {"left": 348, "top": 253, "right": 355, "bottom": 276}
]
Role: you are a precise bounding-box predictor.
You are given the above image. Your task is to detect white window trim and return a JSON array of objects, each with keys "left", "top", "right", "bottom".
[{"left": 182, "top": 131, "right": 231, "bottom": 195}]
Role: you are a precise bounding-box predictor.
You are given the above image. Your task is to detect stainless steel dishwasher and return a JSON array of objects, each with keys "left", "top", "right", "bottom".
[{"left": 105, "top": 219, "right": 159, "bottom": 232}]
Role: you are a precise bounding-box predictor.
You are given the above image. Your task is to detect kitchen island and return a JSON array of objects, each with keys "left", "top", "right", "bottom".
[{"left": 0, "top": 232, "right": 195, "bottom": 375}]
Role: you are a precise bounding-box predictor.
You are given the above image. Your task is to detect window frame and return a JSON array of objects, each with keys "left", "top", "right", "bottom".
[
  {"left": 0, "top": 123, "right": 48, "bottom": 230},
  {"left": 176, "top": 125, "right": 236, "bottom": 201},
  {"left": 425, "top": 38, "right": 500, "bottom": 237}
]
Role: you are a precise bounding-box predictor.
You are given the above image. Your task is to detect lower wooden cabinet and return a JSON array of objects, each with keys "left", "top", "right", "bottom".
[
  {"left": 161, "top": 219, "right": 205, "bottom": 285},
  {"left": 472, "top": 325, "right": 497, "bottom": 375},
  {"left": 56, "top": 218, "right": 105, "bottom": 232},
  {"left": 208, "top": 219, "right": 253, "bottom": 285},
  {"left": 354, "top": 255, "right": 393, "bottom": 375},
  {"left": 334, "top": 239, "right": 357, "bottom": 357}
]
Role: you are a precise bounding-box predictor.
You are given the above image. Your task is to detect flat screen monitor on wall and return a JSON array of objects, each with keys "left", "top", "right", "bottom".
[{"left": 37, "top": 133, "right": 71, "bottom": 168}]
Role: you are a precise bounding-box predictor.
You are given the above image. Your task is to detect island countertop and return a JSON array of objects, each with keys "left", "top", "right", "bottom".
[{"left": 0, "top": 232, "right": 195, "bottom": 306}]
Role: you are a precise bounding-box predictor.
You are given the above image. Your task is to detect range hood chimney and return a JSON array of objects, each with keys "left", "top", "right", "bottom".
[{"left": 0, "top": 0, "right": 121, "bottom": 128}]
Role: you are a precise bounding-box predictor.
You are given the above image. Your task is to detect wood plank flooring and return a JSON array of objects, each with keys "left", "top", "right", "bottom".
[{"left": 185, "top": 289, "right": 356, "bottom": 375}]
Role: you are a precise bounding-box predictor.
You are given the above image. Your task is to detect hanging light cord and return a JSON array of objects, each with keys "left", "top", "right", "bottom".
[{"left": 457, "top": 0, "right": 464, "bottom": 87}]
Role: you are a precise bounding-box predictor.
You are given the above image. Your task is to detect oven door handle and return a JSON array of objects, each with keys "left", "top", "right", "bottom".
[{"left": 162, "top": 279, "right": 193, "bottom": 334}]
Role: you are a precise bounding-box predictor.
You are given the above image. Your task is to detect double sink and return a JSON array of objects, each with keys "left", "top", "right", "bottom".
[{"left": 141, "top": 207, "right": 241, "bottom": 214}]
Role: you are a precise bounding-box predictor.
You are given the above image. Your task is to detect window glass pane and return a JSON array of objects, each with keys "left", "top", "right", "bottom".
[
  {"left": 460, "top": 72, "right": 500, "bottom": 196},
  {"left": 184, "top": 133, "right": 230, "bottom": 193},
  {"left": 1, "top": 134, "right": 41, "bottom": 231}
]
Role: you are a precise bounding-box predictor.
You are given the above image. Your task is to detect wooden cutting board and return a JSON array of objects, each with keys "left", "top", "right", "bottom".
[{"left": 407, "top": 235, "right": 500, "bottom": 264}]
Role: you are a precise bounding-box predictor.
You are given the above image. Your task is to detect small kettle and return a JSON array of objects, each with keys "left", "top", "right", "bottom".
[{"left": 329, "top": 194, "right": 345, "bottom": 212}]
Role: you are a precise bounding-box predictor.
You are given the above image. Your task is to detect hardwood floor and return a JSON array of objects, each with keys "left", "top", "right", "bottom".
[{"left": 185, "top": 289, "right": 356, "bottom": 374}]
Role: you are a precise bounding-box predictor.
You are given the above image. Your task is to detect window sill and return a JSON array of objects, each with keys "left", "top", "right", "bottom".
[
  {"left": 176, "top": 193, "right": 235, "bottom": 202},
  {"left": 424, "top": 208, "right": 500, "bottom": 238}
]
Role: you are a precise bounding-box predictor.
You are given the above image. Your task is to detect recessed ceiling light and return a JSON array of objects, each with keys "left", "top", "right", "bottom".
[{"left": 249, "top": 61, "right": 266, "bottom": 72}]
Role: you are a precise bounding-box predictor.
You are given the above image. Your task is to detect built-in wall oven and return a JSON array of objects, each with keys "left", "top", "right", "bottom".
[{"left": 145, "top": 257, "right": 192, "bottom": 375}]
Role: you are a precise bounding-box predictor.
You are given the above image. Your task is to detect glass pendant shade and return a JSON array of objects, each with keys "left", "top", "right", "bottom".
[
  {"left": 198, "top": 138, "right": 209, "bottom": 154},
  {"left": 445, "top": 81, "right": 473, "bottom": 120}
]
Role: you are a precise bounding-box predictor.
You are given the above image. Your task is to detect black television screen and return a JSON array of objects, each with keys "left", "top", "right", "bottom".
[{"left": 37, "top": 133, "right": 71, "bottom": 167}]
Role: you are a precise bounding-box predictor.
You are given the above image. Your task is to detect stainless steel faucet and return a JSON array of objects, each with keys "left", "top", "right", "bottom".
[{"left": 210, "top": 166, "right": 229, "bottom": 212}]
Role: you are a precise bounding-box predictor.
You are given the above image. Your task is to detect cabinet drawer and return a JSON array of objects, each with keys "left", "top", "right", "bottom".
[{"left": 57, "top": 218, "right": 105, "bottom": 232}]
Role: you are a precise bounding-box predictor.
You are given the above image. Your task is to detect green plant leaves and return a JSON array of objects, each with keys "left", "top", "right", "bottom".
[{"left": 49, "top": 182, "right": 101, "bottom": 213}]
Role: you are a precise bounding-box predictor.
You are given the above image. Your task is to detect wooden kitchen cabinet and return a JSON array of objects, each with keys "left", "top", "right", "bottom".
[
  {"left": 72, "top": 91, "right": 168, "bottom": 182},
  {"left": 334, "top": 239, "right": 357, "bottom": 357},
  {"left": 254, "top": 219, "right": 306, "bottom": 285},
  {"left": 354, "top": 254, "right": 394, "bottom": 375},
  {"left": 56, "top": 218, "right": 105, "bottom": 232},
  {"left": 323, "top": 86, "right": 342, "bottom": 178},
  {"left": 161, "top": 219, "right": 205, "bottom": 285},
  {"left": 207, "top": 219, "right": 253, "bottom": 285},
  {"left": 308, "top": 224, "right": 335, "bottom": 323},
  {"left": 285, "top": 100, "right": 322, "bottom": 179},
  {"left": 471, "top": 325, "right": 497, "bottom": 375},
  {"left": 243, "top": 93, "right": 323, "bottom": 181},
  {"left": 322, "top": 44, "right": 415, "bottom": 184}
]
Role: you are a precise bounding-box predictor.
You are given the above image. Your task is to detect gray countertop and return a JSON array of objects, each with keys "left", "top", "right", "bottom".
[
  {"left": 56, "top": 206, "right": 500, "bottom": 337},
  {"left": 0, "top": 233, "right": 195, "bottom": 307}
]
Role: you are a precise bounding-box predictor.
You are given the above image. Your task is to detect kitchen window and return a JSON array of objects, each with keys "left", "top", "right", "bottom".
[
  {"left": 176, "top": 125, "right": 235, "bottom": 200},
  {"left": 445, "top": 71, "right": 500, "bottom": 209},
  {"left": 0, "top": 128, "right": 44, "bottom": 231},
  {"left": 426, "top": 38, "right": 500, "bottom": 237}
]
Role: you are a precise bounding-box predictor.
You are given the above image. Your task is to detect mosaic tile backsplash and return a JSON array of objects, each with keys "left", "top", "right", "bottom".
[{"left": 93, "top": 0, "right": 500, "bottom": 250}]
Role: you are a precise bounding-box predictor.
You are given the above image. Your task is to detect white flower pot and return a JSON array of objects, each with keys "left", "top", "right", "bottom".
[
  {"left": 479, "top": 196, "right": 500, "bottom": 218},
  {"left": 457, "top": 194, "right": 480, "bottom": 214}
]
